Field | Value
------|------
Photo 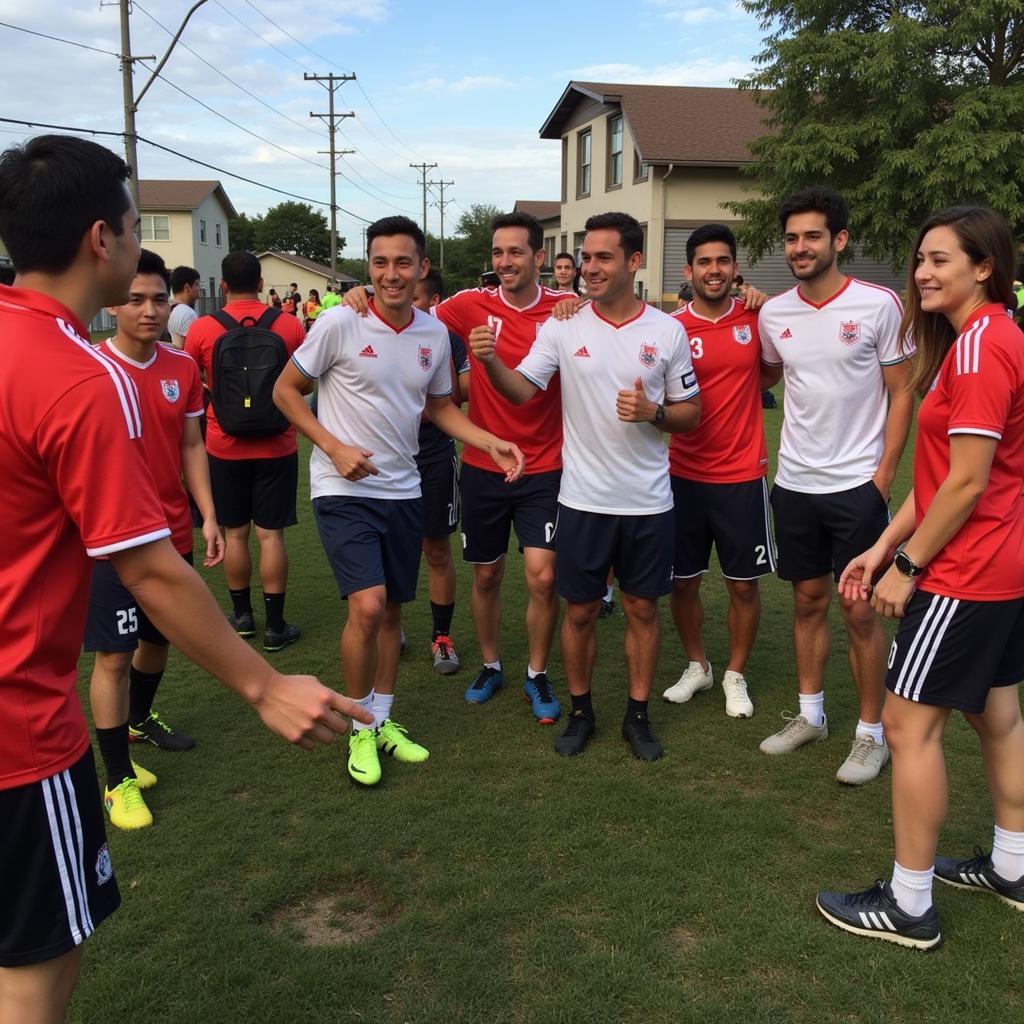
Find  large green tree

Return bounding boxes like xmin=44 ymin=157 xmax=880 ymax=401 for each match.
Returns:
xmin=731 ymin=4 xmax=1024 ymax=268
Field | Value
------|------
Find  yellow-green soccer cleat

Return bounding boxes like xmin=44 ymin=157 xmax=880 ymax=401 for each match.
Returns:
xmin=375 ymin=720 xmax=430 ymax=763
xmin=104 ymin=777 xmax=153 ymax=830
xmin=347 ymin=727 xmax=382 ymax=786
xmin=130 ymin=761 xmax=157 ymax=790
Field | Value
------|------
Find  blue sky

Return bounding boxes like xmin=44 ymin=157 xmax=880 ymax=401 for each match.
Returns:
xmin=0 ymin=0 xmax=767 ymax=254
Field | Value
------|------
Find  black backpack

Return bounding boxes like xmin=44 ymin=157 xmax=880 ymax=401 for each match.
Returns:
xmin=209 ymin=308 xmax=290 ymax=437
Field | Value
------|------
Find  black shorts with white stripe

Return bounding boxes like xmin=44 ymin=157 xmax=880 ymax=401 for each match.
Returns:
xmin=0 ymin=747 xmax=121 ymax=967
xmin=886 ymin=591 xmax=1024 ymax=713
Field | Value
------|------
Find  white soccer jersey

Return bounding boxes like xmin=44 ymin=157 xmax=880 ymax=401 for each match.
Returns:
xmin=759 ymin=277 xmax=908 ymax=492
xmin=293 ymin=302 xmax=452 ymax=500
xmin=517 ymin=303 xmax=698 ymax=515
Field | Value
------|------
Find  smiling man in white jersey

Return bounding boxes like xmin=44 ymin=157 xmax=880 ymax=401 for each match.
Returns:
xmin=758 ymin=186 xmax=915 ymax=784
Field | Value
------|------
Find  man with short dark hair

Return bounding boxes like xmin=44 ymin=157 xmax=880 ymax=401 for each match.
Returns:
xmin=288 ymin=281 xmax=302 ymax=315
xmin=186 ymin=252 xmax=307 ymax=651
xmin=168 ymin=264 xmax=200 ymax=349
xmin=758 ymin=186 xmax=914 ymax=784
xmin=0 ymin=133 xmax=369 ymax=1024
xmin=472 ymin=211 xmax=701 ymax=762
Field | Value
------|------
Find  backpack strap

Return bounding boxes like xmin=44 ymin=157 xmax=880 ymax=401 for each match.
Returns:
xmin=254 ymin=307 xmax=282 ymax=331
xmin=210 ymin=309 xmax=240 ymax=333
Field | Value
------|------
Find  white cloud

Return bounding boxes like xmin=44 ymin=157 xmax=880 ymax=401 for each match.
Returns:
xmin=563 ymin=59 xmax=754 ymax=87
xmin=417 ymin=75 xmax=514 ymax=94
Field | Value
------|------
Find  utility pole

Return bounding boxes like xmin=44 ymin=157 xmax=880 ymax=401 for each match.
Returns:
xmin=428 ymin=179 xmax=454 ymax=269
xmin=117 ymin=0 xmax=210 ymax=213
xmin=306 ymin=72 xmax=355 ymax=283
xmin=410 ymin=162 xmax=437 ymax=235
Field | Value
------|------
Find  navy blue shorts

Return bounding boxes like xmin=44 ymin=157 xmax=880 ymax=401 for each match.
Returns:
xmin=771 ymin=481 xmax=889 ymax=583
xmin=83 ymin=553 xmax=193 ymax=652
xmin=418 ymin=453 xmax=460 ymax=539
xmin=554 ymin=504 xmax=674 ymax=603
xmin=460 ymin=464 xmax=560 ymax=563
xmin=209 ymin=452 xmax=298 ymax=530
xmin=314 ymin=495 xmax=422 ymax=603
xmin=672 ymin=476 xmax=776 ymax=580
xmin=887 ymin=591 xmax=1024 ymax=713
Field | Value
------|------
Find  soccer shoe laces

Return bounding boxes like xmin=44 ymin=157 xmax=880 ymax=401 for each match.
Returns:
xmin=469 ymin=667 xmax=498 ymax=691
xmin=563 ymin=710 xmax=591 ymax=735
xmin=625 ymin=713 xmax=654 ymax=741
xmin=843 ymin=881 xmax=891 ymax=907
xmin=845 ymin=735 xmax=879 ymax=766
xmin=146 ymin=710 xmax=175 ymax=734
xmin=956 ymin=847 xmax=994 ymax=874
xmin=777 ymin=711 xmax=811 ymax=736
xmin=119 ymin=777 xmax=145 ymax=811
xmin=530 ymin=674 xmax=555 ymax=704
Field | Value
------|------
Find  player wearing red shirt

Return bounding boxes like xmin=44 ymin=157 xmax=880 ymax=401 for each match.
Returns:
xmin=821 ymin=207 xmax=1024 ymax=950
xmin=344 ymin=212 xmax=568 ymax=726
xmin=83 ymin=250 xmax=223 ymax=830
xmin=186 ymin=252 xmax=307 ymax=652
xmin=662 ymin=225 xmax=773 ymax=721
xmin=0 ymin=136 xmax=369 ymax=1022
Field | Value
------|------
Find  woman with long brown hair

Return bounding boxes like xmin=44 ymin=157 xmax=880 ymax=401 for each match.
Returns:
xmin=816 ymin=206 xmax=1024 ymax=949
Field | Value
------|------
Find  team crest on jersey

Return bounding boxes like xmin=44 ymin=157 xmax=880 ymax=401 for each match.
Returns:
xmin=839 ymin=321 xmax=861 ymax=346
xmin=160 ymin=379 xmax=180 ymax=402
xmin=417 ymin=346 xmax=433 ymax=371
xmin=638 ymin=342 xmax=658 ymax=368
xmin=96 ymin=843 xmax=113 ymax=885
xmin=732 ymin=324 xmax=752 ymax=345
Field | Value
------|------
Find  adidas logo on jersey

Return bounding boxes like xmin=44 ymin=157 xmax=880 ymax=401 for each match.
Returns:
xmin=779 ymin=328 xmax=793 ymax=339
xmin=574 ymin=346 xmax=591 ymax=358
xmin=359 ymin=345 xmax=378 ymax=358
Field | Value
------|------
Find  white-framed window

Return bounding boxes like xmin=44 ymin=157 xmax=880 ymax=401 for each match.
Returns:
xmin=140 ymin=214 xmax=170 ymax=241
xmin=634 ymin=150 xmax=649 ymax=182
xmin=215 ymin=222 xmax=222 ymax=246
xmin=608 ymin=115 xmax=623 ymax=189
xmin=200 ymin=219 xmax=207 ymax=244
xmin=577 ymin=129 xmax=591 ymax=198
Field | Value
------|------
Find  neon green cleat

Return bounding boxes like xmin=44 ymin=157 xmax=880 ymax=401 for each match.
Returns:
xmin=131 ymin=761 xmax=157 ymax=790
xmin=347 ymin=728 xmax=382 ymax=786
xmin=376 ymin=719 xmax=429 ymax=763
xmin=104 ymin=777 xmax=153 ymax=830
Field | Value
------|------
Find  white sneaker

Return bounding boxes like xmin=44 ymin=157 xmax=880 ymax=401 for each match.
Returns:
xmin=722 ymin=670 xmax=754 ymax=718
xmin=759 ymin=712 xmax=828 ymax=754
xmin=836 ymin=734 xmax=890 ymax=785
xmin=663 ymin=661 xmax=713 ymax=703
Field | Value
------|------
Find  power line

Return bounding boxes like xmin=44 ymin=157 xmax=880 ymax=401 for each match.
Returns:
xmin=0 ymin=20 xmax=120 ymax=57
xmin=213 ymin=0 xmax=308 ymax=71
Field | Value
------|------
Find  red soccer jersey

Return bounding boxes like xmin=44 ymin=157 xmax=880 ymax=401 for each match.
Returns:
xmin=0 ymin=286 xmax=170 ymax=789
xmin=102 ymin=340 xmax=204 ymax=554
xmin=668 ymin=299 xmax=768 ymax=482
xmin=436 ymin=285 xmax=564 ymax=474
xmin=185 ymin=299 xmax=305 ymax=460
xmin=914 ymin=304 xmax=1024 ymax=600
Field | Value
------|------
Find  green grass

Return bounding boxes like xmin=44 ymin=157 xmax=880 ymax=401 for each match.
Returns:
xmin=69 ymin=407 xmax=1023 ymax=1024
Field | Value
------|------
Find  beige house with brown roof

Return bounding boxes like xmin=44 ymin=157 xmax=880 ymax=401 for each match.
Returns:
xmin=255 ymin=250 xmax=359 ymax=306
xmin=139 ymin=180 xmax=236 ymax=302
xmin=537 ymin=82 xmax=902 ymax=308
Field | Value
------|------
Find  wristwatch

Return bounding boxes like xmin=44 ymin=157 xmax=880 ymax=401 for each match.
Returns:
xmin=652 ymin=403 xmax=665 ymax=425
xmin=893 ymin=544 xmax=925 ymax=578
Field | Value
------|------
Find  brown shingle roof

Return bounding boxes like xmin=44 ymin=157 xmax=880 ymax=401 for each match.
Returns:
xmin=540 ymin=82 xmax=769 ymax=166
xmin=138 ymin=180 xmax=237 ymax=217
xmin=255 ymin=250 xmax=358 ymax=283
xmin=513 ymin=200 xmax=561 ymax=223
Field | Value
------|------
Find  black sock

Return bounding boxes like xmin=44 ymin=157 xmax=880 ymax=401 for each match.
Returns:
xmin=229 ymin=587 xmax=253 ymax=618
xmin=570 ymin=691 xmax=594 ymax=719
xmin=431 ymin=601 xmax=455 ymax=640
xmin=128 ymin=667 xmax=163 ymax=726
xmin=625 ymin=697 xmax=649 ymax=720
xmin=264 ymin=592 xmax=286 ymax=633
xmin=96 ymin=723 xmax=135 ymax=789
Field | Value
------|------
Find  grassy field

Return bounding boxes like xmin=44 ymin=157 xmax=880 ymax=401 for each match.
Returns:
xmin=69 ymin=407 xmax=1023 ymax=1024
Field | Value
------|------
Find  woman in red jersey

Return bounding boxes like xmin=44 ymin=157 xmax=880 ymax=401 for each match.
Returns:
xmin=816 ymin=206 xmax=1024 ymax=950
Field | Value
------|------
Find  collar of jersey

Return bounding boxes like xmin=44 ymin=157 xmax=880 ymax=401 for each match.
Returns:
xmin=795 ymin=275 xmax=853 ymax=310
xmin=105 ymin=337 xmax=157 ymax=369
xmin=498 ymin=283 xmax=541 ymax=312
xmin=960 ymin=302 xmax=1008 ymax=334
xmin=682 ymin=297 xmax=739 ymax=325
xmin=368 ymin=296 xmax=414 ymax=334
xmin=0 ymin=284 xmax=87 ymax=337
xmin=592 ymin=301 xmax=647 ymax=330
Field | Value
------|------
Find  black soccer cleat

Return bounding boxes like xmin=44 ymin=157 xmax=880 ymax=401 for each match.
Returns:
xmin=263 ymin=622 xmax=301 ymax=652
xmin=622 ymin=713 xmax=663 ymax=762
xmin=935 ymin=848 xmax=1024 ymax=911
xmin=128 ymin=710 xmax=197 ymax=752
xmin=816 ymin=881 xmax=941 ymax=950
xmin=554 ymin=711 xmax=596 ymax=757
xmin=228 ymin=610 xmax=256 ymax=638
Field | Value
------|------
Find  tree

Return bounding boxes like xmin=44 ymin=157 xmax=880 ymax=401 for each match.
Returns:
xmin=228 ymin=212 xmax=260 ymax=253
xmin=251 ymin=202 xmax=344 ymax=265
xmin=730 ymin=4 xmax=1024 ymax=268
xmin=454 ymin=203 xmax=503 ymax=274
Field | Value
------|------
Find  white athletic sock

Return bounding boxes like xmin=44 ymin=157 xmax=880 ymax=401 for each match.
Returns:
xmin=992 ymin=825 xmax=1024 ymax=880
xmin=351 ymin=692 xmax=375 ymax=732
xmin=485 ymin=660 xmax=502 ymax=672
xmin=527 ymin=665 xmax=546 ymax=679
xmin=890 ymin=861 xmax=934 ymax=916
xmin=604 ymin=585 xmax=614 ymax=602
xmin=798 ymin=691 xmax=825 ymax=729
xmin=371 ymin=691 xmax=394 ymax=729
xmin=856 ymin=720 xmax=885 ymax=746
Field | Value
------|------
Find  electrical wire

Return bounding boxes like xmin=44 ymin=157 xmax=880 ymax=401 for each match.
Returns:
xmin=0 ymin=20 xmax=120 ymax=58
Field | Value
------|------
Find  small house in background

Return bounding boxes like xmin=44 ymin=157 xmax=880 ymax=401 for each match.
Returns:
xmin=255 ymin=251 xmax=359 ymax=305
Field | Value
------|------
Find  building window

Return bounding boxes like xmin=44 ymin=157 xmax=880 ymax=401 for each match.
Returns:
xmin=140 ymin=214 xmax=170 ymax=241
xmin=561 ymin=138 xmax=568 ymax=203
xmin=607 ymin=115 xmax=623 ymax=189
xmin=215 ymin=223 xmax=222 ymax=246
xmin=544 ymin=236 xmax=556 ymax=269
xmin=639 ymin=223 xmax=648 ymax=268
xmin=634 ymin=150 xmax=649 ymax=182
xmin=577 ymin=129 xmax=591 ymax=198
xmin=572 ymin=231 xmax=586 ymax=261
xmin=560 ymin=233 xmax=567 ymax=253
xmin=199 ymin=219 xmax=207 ymax=244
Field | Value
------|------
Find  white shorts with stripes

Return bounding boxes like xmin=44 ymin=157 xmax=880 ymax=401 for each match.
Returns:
xmin=886 ymin=590 xmax=1024 ymax=713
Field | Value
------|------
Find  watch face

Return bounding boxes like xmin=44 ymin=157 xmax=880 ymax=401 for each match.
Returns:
xmin=895 ymin=551 xmax=918 ymax=577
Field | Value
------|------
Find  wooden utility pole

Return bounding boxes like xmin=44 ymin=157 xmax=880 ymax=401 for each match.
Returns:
xmin=428 ymin=179 xmax=454 ymax=269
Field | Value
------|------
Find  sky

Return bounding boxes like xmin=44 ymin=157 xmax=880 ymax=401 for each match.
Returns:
xmin=0 ymin=0 xmax=768 ymax=255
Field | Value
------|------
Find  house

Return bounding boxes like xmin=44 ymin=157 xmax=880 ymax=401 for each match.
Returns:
xmin=139 ymin=180 xmax=236 ymax=304
xmin=255 ymin=251 xmax=359 ymax=306
xmin=537 ymin=82 xmax=903 ymax=309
